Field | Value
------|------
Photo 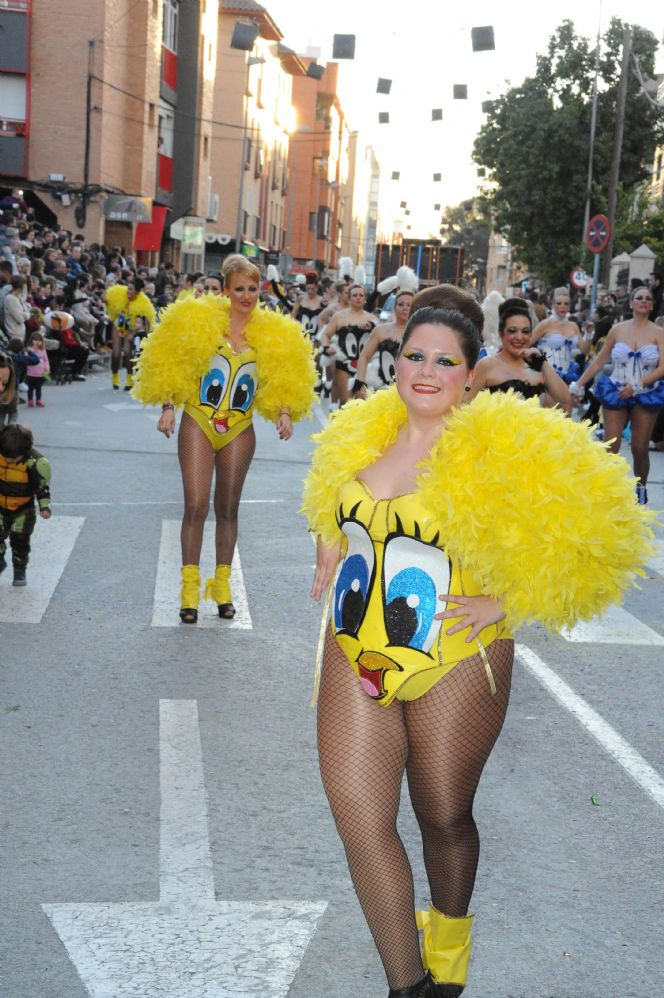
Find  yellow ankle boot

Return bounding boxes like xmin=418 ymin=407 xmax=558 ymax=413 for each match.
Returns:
xmin=179 ymin=564 xmax=201 ymax=623
xmin=112 ymin=372 xmax=120 ymax=390
xmin=417 ymin=905 xmax=474 ymax=993
xmin=124 ymin=373 xmax=134 ymax=391
xmin=205 ymin=564 xmax=235 ymax=619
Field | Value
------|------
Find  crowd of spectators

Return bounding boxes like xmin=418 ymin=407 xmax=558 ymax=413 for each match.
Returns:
xmin=1 ymin=186 xmax=663 ymax=406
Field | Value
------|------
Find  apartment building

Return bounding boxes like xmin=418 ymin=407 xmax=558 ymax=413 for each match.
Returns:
xmin=288 ymin=59 xmax=351 ymax=274
xmin=0 ymin=0 xmax=219 ymax=262
xmin=205 ymin=0 xmax=305 ymax=272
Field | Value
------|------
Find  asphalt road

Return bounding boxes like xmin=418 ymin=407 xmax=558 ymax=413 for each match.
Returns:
xmin=1 ymin=370 xmax=663 ymax=998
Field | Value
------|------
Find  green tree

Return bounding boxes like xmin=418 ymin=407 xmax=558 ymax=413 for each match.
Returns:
xmin=473 ymin=18 xmax=664 ymax=287
xmin=439 ymin=198 xmax=491 ymax=286
xmin=613 ymin=186 xmax=664 ymax=266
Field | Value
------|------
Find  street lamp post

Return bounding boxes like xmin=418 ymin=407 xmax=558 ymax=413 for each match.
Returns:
xmin=235 ymin=55 xmax=264 ymax=254
xmin=230 ymin=21 xmax=263 ymax=255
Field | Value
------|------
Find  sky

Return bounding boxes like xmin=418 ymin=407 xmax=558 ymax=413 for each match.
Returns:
xmin=265 ymin=0 xmax=664 ymax=240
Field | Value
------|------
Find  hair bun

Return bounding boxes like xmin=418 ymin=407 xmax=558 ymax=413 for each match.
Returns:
xmin=499 ymin=297 xmax=530 ymax=317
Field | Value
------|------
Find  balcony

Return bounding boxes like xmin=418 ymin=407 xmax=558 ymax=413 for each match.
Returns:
xmin=0 ymin=116 xmax=26 ymax=135
xmin=0 ymin=1 xmax=29 ymax=71
xmin=157 ymin=153 xmax=173 ymax=193
xmin=162 ymin=45 xmax=177 ymax=91
xmin=0 ymin=118 xmax=27 ymax=176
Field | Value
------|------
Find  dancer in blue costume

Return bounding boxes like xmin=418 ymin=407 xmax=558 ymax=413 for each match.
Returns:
xmin=571 ymin=286 xmax=664 ymax=503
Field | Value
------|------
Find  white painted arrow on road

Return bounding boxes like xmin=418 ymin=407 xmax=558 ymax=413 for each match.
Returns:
xmin=43 ymin=700 xmax=327 ymax=996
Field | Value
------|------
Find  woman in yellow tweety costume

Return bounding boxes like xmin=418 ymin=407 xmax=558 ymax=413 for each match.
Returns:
xmin=105 ymin=277 xmax=156 ymax=391
xmin=302 ymin=286 xmax=654 ymax=998
xmin=133 ymin=254 xmax=316 ymax=624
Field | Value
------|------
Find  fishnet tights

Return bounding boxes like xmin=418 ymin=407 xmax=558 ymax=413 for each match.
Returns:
xmin=317 ymin=627 xmax=513 ymax=990
xmin=177 ymin=412 xmax=256 ymax=565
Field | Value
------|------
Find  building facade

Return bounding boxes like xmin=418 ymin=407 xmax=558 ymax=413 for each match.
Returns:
xmin=288 ymin=60 xmax=350 ymax=274
xmin=206 ymin=0 xmax=304 ymax=272
xmin=0 ymin=0 xmax=219 ymax=263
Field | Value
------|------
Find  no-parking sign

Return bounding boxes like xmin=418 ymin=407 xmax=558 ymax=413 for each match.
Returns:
xmin=585 ymin=214 xmax=611 ymax=254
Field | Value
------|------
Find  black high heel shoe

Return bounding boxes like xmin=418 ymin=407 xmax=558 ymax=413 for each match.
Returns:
xmin=205 ymin=565 xmax=235 ymax=620
xmin=388 ymin=972 xmax=438 ymax=997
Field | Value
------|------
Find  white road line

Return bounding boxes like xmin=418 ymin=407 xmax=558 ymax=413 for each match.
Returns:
xmin=563 ymin=604 xmax=664 ymax=645
xmin=42 ymin=700 xmax=327 ymax=995
xmin=0 ymin=516 xmax=84 ymax=624
xmin=313 ymin=403 xmax=328 ymax=429
xmin=159 ymin=700 xmax=215 ymax=902
xmin=516 ymin=644 xmax=664 ymax=810
xmin=151 ymin=520 xmax=252 ymax=629
xmin=102 ymin=402 xmax=144 ymax=412
xmin=648 ymin=538 xmax=664 ymax=577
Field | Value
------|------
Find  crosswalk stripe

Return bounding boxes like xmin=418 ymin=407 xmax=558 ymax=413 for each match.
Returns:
xmin=563 ymin=604 xmax=664 ymax=646
xmin=313 ymin=403 xmax=328 ymax=429
xmin=151 ymin=520 xmax=252 ymax=629
xmin=647 ymin=539 xmax=664 ymax=577
xmin=0 ymin=516 xmax=85 ymax=624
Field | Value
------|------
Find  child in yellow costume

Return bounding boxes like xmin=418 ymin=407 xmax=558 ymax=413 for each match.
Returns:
xmin=106 ymin=278 xmax=156 ymax=391
xmin=302 ymin=289 xmax=654 ymax=998
xmin=133 ymin=254 xmax=317 ymax=624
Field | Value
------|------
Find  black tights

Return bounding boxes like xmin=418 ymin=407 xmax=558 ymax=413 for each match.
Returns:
xmin=177 ymin=413 xmax=256 ymax=566
xmin=318 ymin=628 xmax=514 ymax=990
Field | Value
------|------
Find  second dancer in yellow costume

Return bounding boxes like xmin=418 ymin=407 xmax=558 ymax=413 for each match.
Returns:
xmin=134 ymin=254 xmax=317 ymax=623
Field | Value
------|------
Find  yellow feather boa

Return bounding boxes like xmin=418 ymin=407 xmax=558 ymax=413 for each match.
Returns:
xmin=131 ymin=295 xmax=317 ymax=423
xmin=301 ymin=386 xmax=656 ymax=632
xmin=105 ymin=285 xmax=156 ymax=329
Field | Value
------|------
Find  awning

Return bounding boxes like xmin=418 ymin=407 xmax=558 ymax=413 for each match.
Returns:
xmin=134 ymin=205 xmax=169 ymax=251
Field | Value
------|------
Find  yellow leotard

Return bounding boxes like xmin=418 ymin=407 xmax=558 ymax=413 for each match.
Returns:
xmin=331 ymin=478 xmax=508 ymax=705
xmin=183 ymin=338 xmax=258 ymax=451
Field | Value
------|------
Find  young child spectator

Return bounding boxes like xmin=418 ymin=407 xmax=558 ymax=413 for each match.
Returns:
xmin=25 ymin=331 xmax=50 ymax=407
xmin=6 ymin=337 xmax=40 ymax=401
xmin=0 ymin=422 xmax=51 ymax=586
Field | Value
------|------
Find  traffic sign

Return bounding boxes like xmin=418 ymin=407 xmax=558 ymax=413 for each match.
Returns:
xmin=570 ymin=267 xmax=588 ymax=289
xmin=585 ymin=214 xmax=611 ymax=254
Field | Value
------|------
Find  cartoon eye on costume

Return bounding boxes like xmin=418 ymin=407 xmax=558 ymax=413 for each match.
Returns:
xmin=334 ymin=520 xmax=375 ymax=635
xmin=200 ymin=355 xmax=231 ymax=408
xmin=358 ymin=330 xmax=371 ymax=356
xmin=229 ymin=361 xmax=257 ymax=412
xmin=380 ymin=349 xmax=396 ymax=384
xmin=383 ymin=535 xmax=450 ymax=652
xmin=343 ymin=330 xmax=359 ymax=359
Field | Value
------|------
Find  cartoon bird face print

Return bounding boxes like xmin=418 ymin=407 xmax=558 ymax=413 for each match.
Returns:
xmin=198 ymin=349 xmax=257 ymax=437
xmin=332 ymin=486 xmax=451 ymax=705
xmin=337 ymin=324 xmax=373 ymax=370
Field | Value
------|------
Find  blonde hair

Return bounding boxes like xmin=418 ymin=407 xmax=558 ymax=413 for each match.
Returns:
xmin=222 ymin=254 xmax=260 ymax=287
xmin=553 ymin=287 xmax=570 ymax=303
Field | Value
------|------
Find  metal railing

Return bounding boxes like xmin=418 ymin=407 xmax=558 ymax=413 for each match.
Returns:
xmin=0 ymin=1 xmax=31 ymax=12
xmin=0 ymin=118 xmax=27 ymax=136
